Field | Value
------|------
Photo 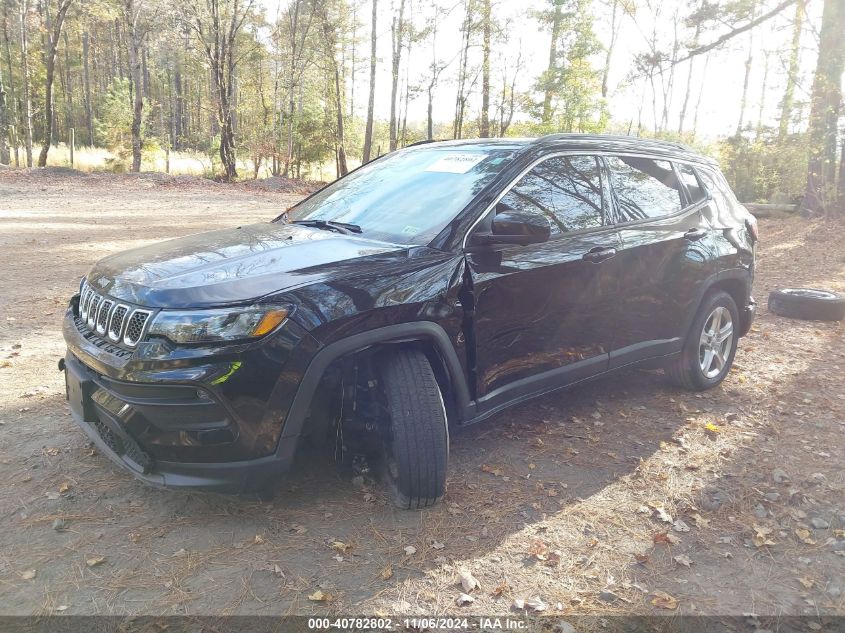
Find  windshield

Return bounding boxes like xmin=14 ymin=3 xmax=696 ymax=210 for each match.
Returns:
xmin=287 ymin=146 xmax=515 ymax=245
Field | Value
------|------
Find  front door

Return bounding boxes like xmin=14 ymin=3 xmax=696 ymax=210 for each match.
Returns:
xmin=465 ymin=154 xmax=621 ymax=414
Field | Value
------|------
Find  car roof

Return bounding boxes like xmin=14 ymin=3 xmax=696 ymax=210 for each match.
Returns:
xmin=408 ymin=134 xmax=717 ymax=166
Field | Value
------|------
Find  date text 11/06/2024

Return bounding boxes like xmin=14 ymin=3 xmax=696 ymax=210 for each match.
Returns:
xmin=307 ymin=617 xmax=528 ymax=630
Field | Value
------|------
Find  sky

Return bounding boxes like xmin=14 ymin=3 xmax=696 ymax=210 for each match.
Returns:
xmin=259 ymin=0 xmax=822 ymax=141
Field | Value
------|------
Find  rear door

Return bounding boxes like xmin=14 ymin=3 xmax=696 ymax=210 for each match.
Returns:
xmin=466 ymin=154 xmax=621 ymax=413
xmin=603 ymin=155 xmax=715 ymax=368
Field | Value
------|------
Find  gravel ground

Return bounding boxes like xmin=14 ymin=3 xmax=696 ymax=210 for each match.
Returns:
xmin=0 ymin=169 xmax=843 ymax=618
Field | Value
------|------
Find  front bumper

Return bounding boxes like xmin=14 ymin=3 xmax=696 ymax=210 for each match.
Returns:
xmin=64 ymin=352 xmax=298 ymax=492
xmin=61 ymin=295 xmax=323 ymax=493
xmin=739 ymin=297 xmax=757 ymax=337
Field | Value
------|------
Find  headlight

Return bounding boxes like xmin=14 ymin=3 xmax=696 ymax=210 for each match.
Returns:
xmin=148 ymin=305 xmax=292 ymax=344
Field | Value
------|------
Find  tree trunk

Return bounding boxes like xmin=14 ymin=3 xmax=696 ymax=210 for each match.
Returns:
xmin=755 ymin=51 xmax=770 ymax=139
xmin=799 ymin=0 xmax=845 ymax=217
xmin=735 ymin=4 xmax=756 ymax=137
xmin=362 ymin=0 xmax=377 ymax=163
xmin=601 ymin=0 xmax=620 ymax=99
xmin=174 ymin=65 xmax=184 ymax=148
xmin=0 ymin=64 xmax=9 ymax=165
xmin=838 ymin=129 xmax=845 ymax=210
xmin=453 ymin=0 xmax=472 ymax=139
xmin=62 ymin=30 xmax=72 ymax=141
xmin=542 ymin=0 xmax=562 ymax=125
xmin=678 ymin=18 xmax=701 ymax=134
xmin=691 ymin=53 xmax=710 ymax=136
xmin=19 ymin=0 xmax=33 ymax=167
xmin=839 ymin=130 xmax=845 ymax=209
xmin=324 ymin=15 xmax=347 ymax=176
xmin=2 ymin=1 xmax=17 ymax=165
xmin=125 ymin=0 xmax=143 ymax=172
xmin=388 ymin=0 xmax=405 ymax=152
xmin=778 ymin=0 xmax=804 ymax=140
xmin=38 ymin=0 xmax=73 ymax=168
xmin=82 ymin=31 xmax=94 ymax=145
xmin=427 ymin=83 xmax=434 ymax=140
xmin=479 ymin=0 xmax=491 ymax=137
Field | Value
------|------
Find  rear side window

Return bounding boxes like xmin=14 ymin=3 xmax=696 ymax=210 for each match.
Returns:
xmin=606 ymin=156 xmax=683 ymax=221
xmin=677 ymin=163 xmax=705 ymax=203
xmin=499 ymin=155 xmax=604 ymax=235
xmin=698 ymin=168 xmax=736 ymax=215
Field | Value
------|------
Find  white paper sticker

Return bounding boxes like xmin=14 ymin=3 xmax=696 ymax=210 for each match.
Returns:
xmin=424 ymin=153 xmax=487 ymax=174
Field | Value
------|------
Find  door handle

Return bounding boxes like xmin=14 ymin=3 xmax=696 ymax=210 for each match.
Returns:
xmin=684 ymin=228 xmax=707 ymax=241
xmin=582 ymin=246 xmax=617 ymax=263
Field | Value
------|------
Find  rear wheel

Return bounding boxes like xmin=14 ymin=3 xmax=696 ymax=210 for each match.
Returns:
xmin=666 ymin=290 xmax=739 ymax=391
xmin=378 ymin=348 xmax=448 ymax=509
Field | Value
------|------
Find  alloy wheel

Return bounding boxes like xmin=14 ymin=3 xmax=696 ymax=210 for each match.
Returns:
xmin=698 ymin=306 xmax=733 ymax=379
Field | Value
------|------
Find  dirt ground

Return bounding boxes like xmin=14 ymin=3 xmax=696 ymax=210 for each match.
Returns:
xmin=0 ymin=169 xmax=843 ymax=618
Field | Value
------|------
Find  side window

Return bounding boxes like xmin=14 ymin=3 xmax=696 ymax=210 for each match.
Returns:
xmin=499 ymin=155 xmax=604 ymax=236
xmin=698 ymin=168 xmax=734 ymax=215
xmin=606 ymin=155 xmax=683 ymax=221
xmin=677 ymin=163 xmax=705 ymax=203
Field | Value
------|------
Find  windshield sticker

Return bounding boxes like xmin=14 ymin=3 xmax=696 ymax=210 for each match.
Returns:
xmin=424 ymin=153 xmax=487 ymax=174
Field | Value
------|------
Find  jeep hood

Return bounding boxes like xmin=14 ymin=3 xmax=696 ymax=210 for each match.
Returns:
xmin=86 ymin=222 xmax=407 ymax=308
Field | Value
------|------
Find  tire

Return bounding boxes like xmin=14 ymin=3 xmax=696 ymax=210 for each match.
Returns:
xmin=378 ymin=348 xmax=448 ymax=509
xmin=768 ymin=288 xmax=845 ymax=322
xmin=665 ymin=290 xmax=740 ymax=391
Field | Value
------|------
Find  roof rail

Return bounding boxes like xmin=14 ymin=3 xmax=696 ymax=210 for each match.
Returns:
xmin=405 ymin=139 xmax=440 ymax=148
xmin=535 ymin=133 xmax=692 ymax=152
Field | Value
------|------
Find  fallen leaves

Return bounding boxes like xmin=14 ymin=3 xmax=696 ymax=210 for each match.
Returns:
xmin=704 ymin=422 xmax=722 ymax=434
xmin=512 ymin=596 xmax=547 ymax=612
xmin=459 ymin=569 xmax=480 ymax=592
xmin=86 ymin=556 xmax=105 ymax=568
xmin=379 ymin=565 xmax=393 ymax=581
xmin=650 ymin=590 xmax=679 ymax=610
xmin=307 ymin=590 xmax=333 ymax=602
xmin=673 ymin=554 xmax=692 ymax=568
xmin=795 ymin=528 xmax=817 ymax=545
xmin=752 ymin=524 xmax=777 ymax=548
xmin=20 ymin=569 xmax=37 ymax=580
xmin=797 ymin=576 xmax=814 ymax=589
xmin=654 ymin=532 xmax=681 ymax=545
xmin=403 ymin=545 xmax=417 ymax=556
xmin=652 ymin=506 xmax=673 ymax=523
xmin=481 ymin=464 xmax=504 ymax=476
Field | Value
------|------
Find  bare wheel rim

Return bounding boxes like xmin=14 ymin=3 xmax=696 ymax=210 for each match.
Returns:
xmin=698 ymin=306 xmax=733 ymax=379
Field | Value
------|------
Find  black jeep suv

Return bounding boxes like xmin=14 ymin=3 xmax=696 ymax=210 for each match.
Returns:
xmin=62 ymin=134 xmax=757 ymax=508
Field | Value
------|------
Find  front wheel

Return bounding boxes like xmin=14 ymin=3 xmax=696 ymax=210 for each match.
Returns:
xmin=378 ymin=348 xmax=449 ymax=509
xmin=666 ymin=290 xmax=739 ymax=391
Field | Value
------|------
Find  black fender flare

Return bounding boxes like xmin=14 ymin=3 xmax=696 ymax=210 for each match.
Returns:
xmin=278 ymin=322 xmax=472 ymax=443
xmin=680 ymin=269 xmax=752 ymax=341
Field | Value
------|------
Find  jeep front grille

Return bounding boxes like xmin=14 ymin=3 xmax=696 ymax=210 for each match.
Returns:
xmin=78 ymin=282 xmax=152 ymax=348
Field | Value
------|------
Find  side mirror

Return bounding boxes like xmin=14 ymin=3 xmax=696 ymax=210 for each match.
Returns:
xmin=470 ymin=204 xmax=552 ymax=246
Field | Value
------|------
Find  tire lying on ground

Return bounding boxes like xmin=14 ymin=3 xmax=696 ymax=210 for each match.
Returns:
xmin=768 ymin=288 xmax=845 ymax=322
